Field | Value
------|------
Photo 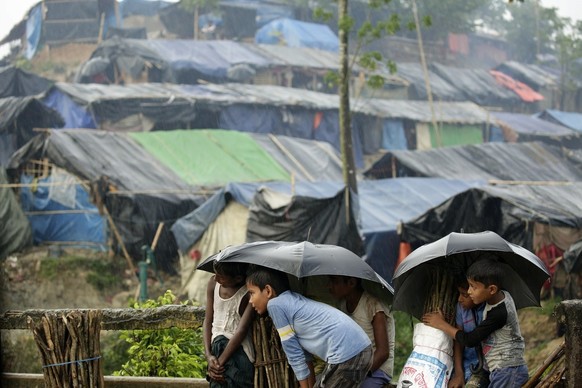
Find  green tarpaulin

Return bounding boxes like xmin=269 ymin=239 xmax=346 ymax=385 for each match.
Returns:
xmin=430 ymin=124 xmax=483 ymax=148
xmin=130 ymin=130 xmax=290 ymax=186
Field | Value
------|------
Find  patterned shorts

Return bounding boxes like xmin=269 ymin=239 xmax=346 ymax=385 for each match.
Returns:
xmin=315 ymin=345 xmax=373 ymax=388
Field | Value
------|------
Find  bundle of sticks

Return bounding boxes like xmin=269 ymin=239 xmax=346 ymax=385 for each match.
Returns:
xmin=423 ymin=266 xmax=458 ymax=325
xmin=252 ymin=315 xmax=297 ymax=388
xmin=28 ymin=310 xmax=104 ymax=388
xmin=524 ymin=341 xmax=566 ymax=388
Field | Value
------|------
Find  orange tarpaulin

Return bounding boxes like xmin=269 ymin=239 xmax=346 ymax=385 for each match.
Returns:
xmin=490 ymin=70 xmax=544 ymax=102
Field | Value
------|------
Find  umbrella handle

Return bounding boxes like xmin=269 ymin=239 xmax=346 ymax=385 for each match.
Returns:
xmin=470 ymin=344 xmax=484 ymax=374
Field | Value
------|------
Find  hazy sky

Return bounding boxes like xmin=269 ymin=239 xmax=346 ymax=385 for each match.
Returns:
xmin=0 ymin=0 xmax=581 ymax=58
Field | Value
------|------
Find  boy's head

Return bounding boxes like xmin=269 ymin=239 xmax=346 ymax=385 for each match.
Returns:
xmin=328 ymin=275 xmax=362 ymax=300
xmin=466 ymin=257 xmax=504 ymax=305
xmin=246 ymin=267 xmax=290 ymax=314
xmin=213 ymin=261 xmax=248 ymax=287
xmin=455 ymin=275 xmax=476 ymax=310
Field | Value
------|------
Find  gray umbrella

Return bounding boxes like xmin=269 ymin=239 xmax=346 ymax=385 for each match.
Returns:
xmin=393 ymin=231 xmax=549 ymax=319
xmin=197 ymin=240 xmax=393 ymax=304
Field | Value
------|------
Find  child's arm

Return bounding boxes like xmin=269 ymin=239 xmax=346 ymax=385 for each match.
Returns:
xmin=424 ymin=305 xmax=507 ymax=348
xmin=370 ymin=311 xmax=389 ymax=372
xmin=216 ymin=293 xmax=255 ymax=367
xmin=422 ymin=311 xmax=460 ymax=338
xmin=449 ymin=337 xmax=465 ymax=388
xmin=203 ymin=276 xmax=225 ymax=381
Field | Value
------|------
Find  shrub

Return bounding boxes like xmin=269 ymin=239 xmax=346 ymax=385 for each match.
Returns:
xmin=114 ymin=290 xmax=207 ymax=378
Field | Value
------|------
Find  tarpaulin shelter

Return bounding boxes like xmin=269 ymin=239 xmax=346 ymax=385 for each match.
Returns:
xmin=0 ymin=168 xmax=32 ymax=260
xmin=128 ymin=129 xmax=344 ymax=185
xmin=0 ymin=66 xmax=54 ymax=98
xmin=83 ymin=37 xmax=273 ymax=84
xmin=365 ymin=142 xmax=582 ymax=182
xmin=431 ymin=63 xmax=521 ymax=108
xmin=535 ymin=109 xmax=582 ymax=133
xmin=19 ymin=168 xmax=108 ymax=250
xmin=8 ymin=129 xmax=204 ymax=270
xmin=7 ymin=128 xmax=344 ymax=267
xmin=0 ymin=96 xmax=64 ymax=166
xmin=400 ymin=183 xmax=582 ymax=256
xmin=394 ymin=62 xmax=466 ymax=101
xmin=255 ymin=18 xmax=339 ymax=52
xmin=491 ymin=111 xmax=581 ymax=148
xmin=172 ymin=178 xmax=483 ymax=301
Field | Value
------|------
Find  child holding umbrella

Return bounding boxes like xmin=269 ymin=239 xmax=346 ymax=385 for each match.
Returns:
xmin=423 ymin=258 xmax=528 ymax=388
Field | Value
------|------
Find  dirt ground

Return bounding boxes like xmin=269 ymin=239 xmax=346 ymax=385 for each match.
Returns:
xmin=1 ymin=247 xmax=565 ymax=377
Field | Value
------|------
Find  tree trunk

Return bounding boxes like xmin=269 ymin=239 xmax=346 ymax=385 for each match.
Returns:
xmin=338 ymin=0 xmax=358 ymax=196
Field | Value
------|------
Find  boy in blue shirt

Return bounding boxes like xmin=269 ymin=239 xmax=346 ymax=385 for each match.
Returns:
xmin=451 ymin=277 xmax=488 ymax=388
xmin=246 ymin=267 xmax=373 ymax=388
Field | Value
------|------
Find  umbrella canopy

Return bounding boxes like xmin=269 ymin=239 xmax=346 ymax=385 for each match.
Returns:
xmin=393 ymin=231 xmax=549 ymax=319
xmin=197 ymin=240 xmax=393 ymax=304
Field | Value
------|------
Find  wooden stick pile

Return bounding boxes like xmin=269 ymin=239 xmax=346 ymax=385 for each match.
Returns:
xmin=28 ymin=310 xmax=104 ymax=388
xmin=524 ymin=341 xmax=566 ymax=388
xmin=252 ymin=315 xmax=297 ymax=388
xmin=423 ymin=267 xmax=458 ymax=325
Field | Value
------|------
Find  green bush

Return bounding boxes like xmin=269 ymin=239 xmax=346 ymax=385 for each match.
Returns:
xmin=114 ymin=290 xmax=207 ymax=378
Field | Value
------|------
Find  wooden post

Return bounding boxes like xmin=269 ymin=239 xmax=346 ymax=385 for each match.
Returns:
xmin=556 ymin=300 xmax=582 ymax=387
xmin=102 ymin=206 xmax=137 ymax=274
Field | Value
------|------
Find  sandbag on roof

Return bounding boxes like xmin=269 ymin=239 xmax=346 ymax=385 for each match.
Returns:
xmin=365 ymin=142 xmax=582 ymax=182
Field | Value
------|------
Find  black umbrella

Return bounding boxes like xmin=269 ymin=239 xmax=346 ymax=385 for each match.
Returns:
xmin=393 ymin=231 xmax=549 ymax=320
xmin=197 ymin=240 xmax=393 ymax=304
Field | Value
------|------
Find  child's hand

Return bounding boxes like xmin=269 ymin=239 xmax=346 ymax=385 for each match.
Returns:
xmin=448 ymin=372 xmax=464 ymax=388
xmin=207 ymin=355 xmax=225 ymax=382
xmin=422 ymin=310 xmax=446 ymax=329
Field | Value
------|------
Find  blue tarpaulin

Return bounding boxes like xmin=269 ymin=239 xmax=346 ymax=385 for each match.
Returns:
xmin=255 ymin=18 xmax=339 ymax=52
xmin=20 ymin=172 xmax=107 ymax=250
xmin=381 ymin=119 xmax=408 ymax=150
xmin=43 ymin=89 xmax=97 ymax=129
xmin=25 ymin=4 xmax=43 ymax=60
xmin=535 ymin=109 xmax=582 ymax=132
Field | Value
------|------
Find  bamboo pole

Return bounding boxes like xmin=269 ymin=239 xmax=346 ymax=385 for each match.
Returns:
xmin=102 ymin=206 xmax=136 ymax=274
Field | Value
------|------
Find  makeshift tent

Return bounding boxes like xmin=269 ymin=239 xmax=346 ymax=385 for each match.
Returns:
xmin=0 ymin=168 xmax=32 ymax=259
xmin=394 ymin=62 xmax=466 ymax=101
xmin=491 ymin=111 xmax=581 ymax=148
xmin=255 ymin=18 xmax=339 ymax=52
xmin=431 ymin=63 xmax=521 ymax=108
xmin=84 ymin=37 xmax=273 ymax=84
xmin=400 ymin=183 xmax=582 ymax=255
xmin=535 ymin=110 xmax=582 ymax=133
xmin=172 ymin=178 xmax=483 ymax=301
xmin=8 ymin=130 xmax=204 ymax=269
xmin=0 ymin=96 xmax=64 ymax=166
xmin=365 ymin=142 xmax=582 ymax=182
xmin=19 ymin=168 xmax=108 ymax=250
xmin=0 ymin=66 xmax=54 ymax=98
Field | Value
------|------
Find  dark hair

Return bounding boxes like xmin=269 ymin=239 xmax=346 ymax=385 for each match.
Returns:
xmin=246 ymin=267 xmax=290 ymax=295
xmin=466 ymin=257 xmax=503 ymax=288
xmin=455 ymin=275 xmax=469 ymax=290
xmin=213 ymin=261 xmax=248 ymax=279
